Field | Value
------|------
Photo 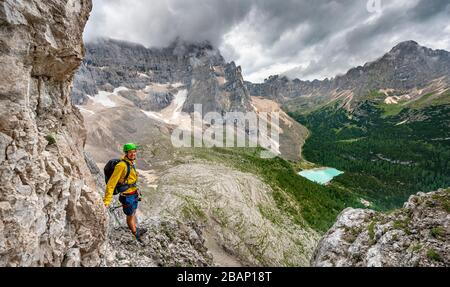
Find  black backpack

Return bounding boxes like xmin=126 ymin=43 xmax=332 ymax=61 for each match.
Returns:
xmin=104 ymin=159 xmax=136 ymax=195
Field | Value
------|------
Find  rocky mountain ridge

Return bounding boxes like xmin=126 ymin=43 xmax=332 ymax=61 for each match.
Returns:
xmin=72 ymin=38 xmax=308 ymax=162
xmin=74 ymin=39 xmax=450 ymax=116
xmin=246 ymin=40 xmax=450 ymax=112
xmin=72 ymin=38 xmax=252 ymax=114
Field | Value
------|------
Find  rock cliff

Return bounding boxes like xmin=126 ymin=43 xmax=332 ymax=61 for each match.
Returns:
xmin=0 ymin=0 xmax=108 ymax=266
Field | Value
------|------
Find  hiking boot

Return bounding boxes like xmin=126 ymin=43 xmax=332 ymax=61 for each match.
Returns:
xmin=135 ymin=227 xmax=148 ymax=242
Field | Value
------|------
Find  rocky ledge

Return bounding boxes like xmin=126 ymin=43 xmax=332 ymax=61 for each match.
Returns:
xmin=312 ymin=188 xmax=449 ymax=267
xmin=100 ymin=217 xmax=213 ymax=267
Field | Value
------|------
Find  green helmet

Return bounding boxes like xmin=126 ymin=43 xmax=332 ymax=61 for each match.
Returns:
xmin=123 ymin=143 xmax=137 ymax=153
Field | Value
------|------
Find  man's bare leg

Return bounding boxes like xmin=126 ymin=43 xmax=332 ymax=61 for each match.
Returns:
xmin=126 ymin=214 xmax=137 ymax=235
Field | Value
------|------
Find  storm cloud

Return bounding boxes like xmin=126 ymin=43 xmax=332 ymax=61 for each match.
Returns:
xmin=84 ymin=0 xmax=450 ymax=82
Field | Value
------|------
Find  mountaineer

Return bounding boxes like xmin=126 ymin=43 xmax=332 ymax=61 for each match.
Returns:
xmin=103 ymin=143 xmax=147 ymax=242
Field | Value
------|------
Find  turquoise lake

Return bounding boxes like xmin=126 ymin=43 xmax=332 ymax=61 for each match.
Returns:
xmin=298 ymin=168 xmax=344 ymax=185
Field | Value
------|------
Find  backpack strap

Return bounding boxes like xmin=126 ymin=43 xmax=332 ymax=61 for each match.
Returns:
xmin=114 ymin=160 xmax=137 ymax=195
xmin=121 ymin=160 xmax=136 ymax=184
xmin=122 ymin=160 xmax=131 ymax=184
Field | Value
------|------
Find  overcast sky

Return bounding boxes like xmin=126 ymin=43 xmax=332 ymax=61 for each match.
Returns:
xmin=84 ymin=0 xmax=450 ymax=83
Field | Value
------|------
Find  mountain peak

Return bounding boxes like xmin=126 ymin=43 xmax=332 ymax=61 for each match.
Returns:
xmin=386 ymin=40 xmax=422 ymax=57
xmin=391 ymin=40 xmax=419 ymax=50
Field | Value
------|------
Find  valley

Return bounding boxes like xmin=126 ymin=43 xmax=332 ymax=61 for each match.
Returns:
xmin=290 ymin=100 xmax=450 ymax=210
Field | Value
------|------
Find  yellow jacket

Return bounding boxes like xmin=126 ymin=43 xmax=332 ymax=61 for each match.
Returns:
xmin=103 ymin=156 xmax=138 ymax=206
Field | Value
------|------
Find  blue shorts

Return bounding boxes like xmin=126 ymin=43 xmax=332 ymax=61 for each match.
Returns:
xmin=119 ymin=194 xmax=139 ymax=216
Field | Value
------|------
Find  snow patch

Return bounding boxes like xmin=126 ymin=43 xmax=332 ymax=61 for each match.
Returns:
xmin=138 ymin=73 xmax=150 ymax=79
xmin=113 ymin=86 xmax=129 ymax=93
xmin=90 ymin=87 xmax=129 ymax=108
xmin=141 ymin=110 xmax=169 ymax=124
xmin=141 ymin=89 xmax=189 ymax=127
xmin=171 ymin=89 xmax=188 ymax=117
xmin=171 ymin=82 xmax=184 ymax=88
xmin=89 ymin=92 xmax=116 ymax=108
